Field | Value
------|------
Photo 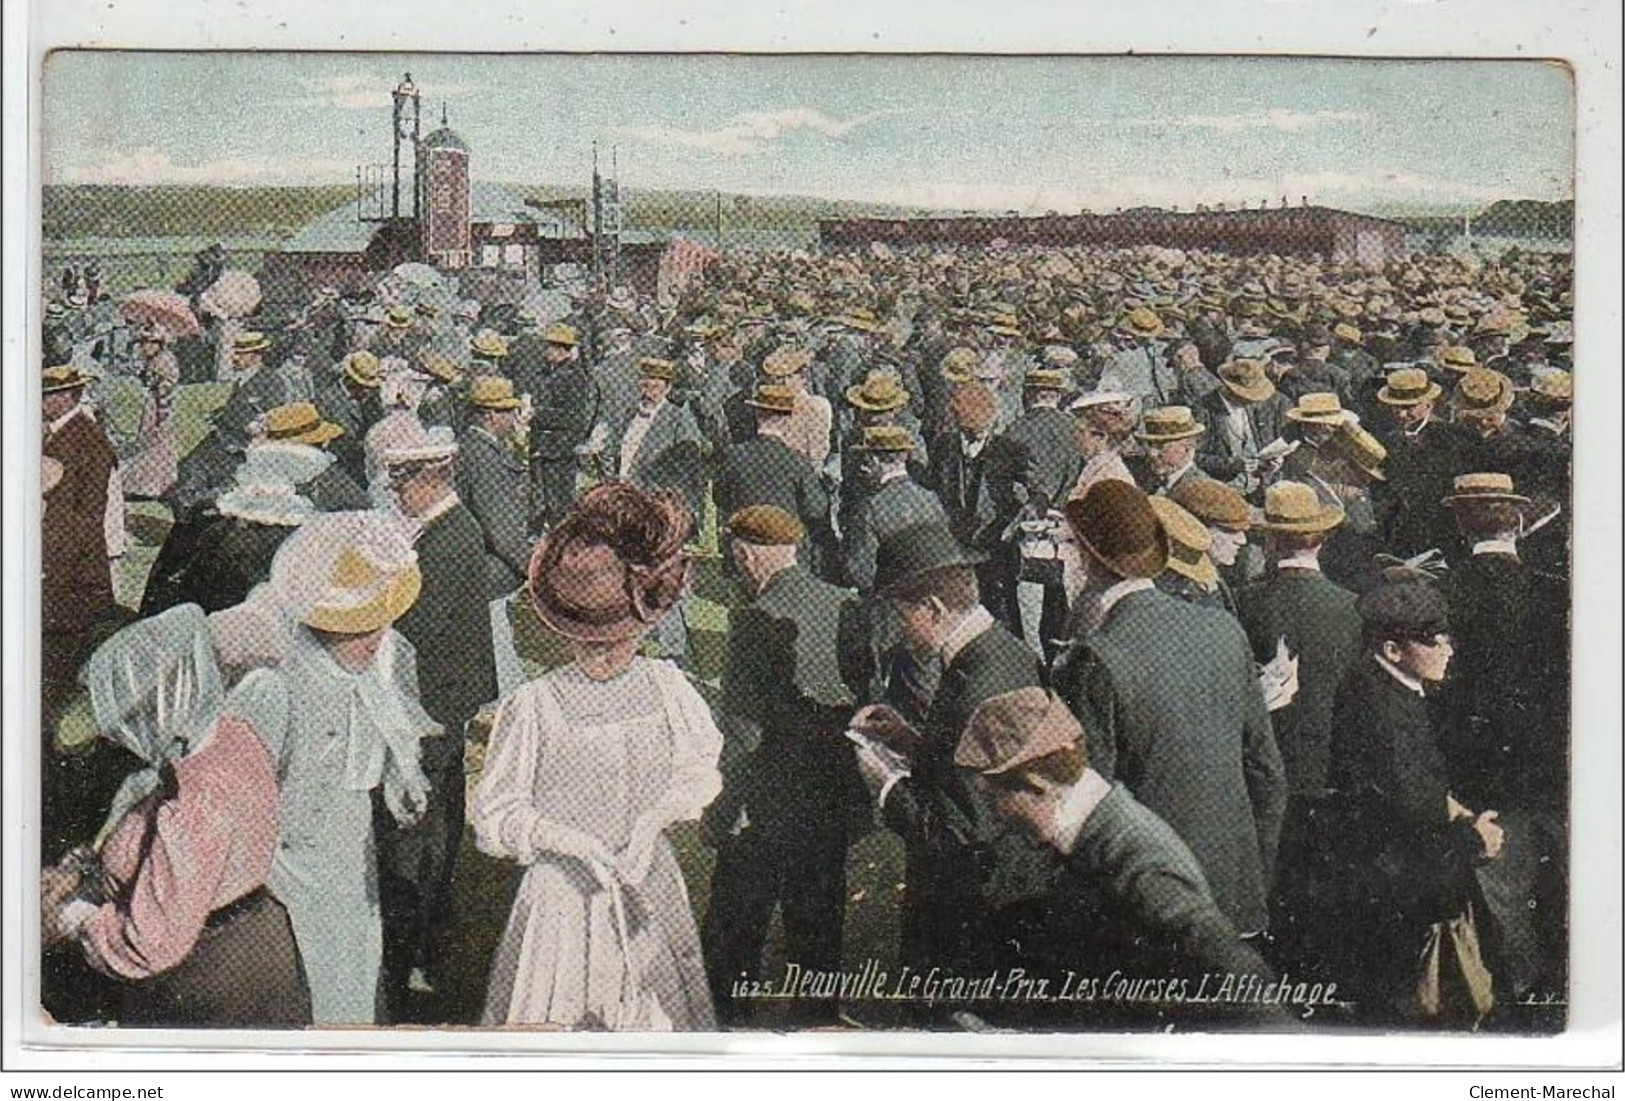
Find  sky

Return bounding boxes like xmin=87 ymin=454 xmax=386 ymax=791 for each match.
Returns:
xmin=41 ymin=52 xmax=1574 ymax=215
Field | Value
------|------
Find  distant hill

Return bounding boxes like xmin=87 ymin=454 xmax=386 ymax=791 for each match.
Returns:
xmin=1394 ymin=198 xmax=1573 ymax=239
xmin=43 ymin=182 xmax=936 ymax=243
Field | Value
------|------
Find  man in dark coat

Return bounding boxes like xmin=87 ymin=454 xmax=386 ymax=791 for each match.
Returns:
xmin=456 ymin=376 xmax=533 ymax=599
xmin=847 ymin=523 xmax=1047 ymax=983
xmin=840 ymin=425 xmax=950 ymax=594
xmin=700 ymin=507 xmax=872 ymax=1026
xmin=954 ymin=688 xmax=1292 ymax=1030
xmin=995 ymin=370 xmax=1082 ymax=516
xmin=508 ymin=322 xmax=599 ymax=533
xmin=319 ymin=350 xmax=387 ymax=487
xmin=1194 ymin=359 xmax=1290 ymax=492
xmin=712 ymin=385 xmax=830 ymax=549
xmin=1235 ymin=481 xmax=1362 ymax=970
xmin=1132 ymin=406 xmax=1217 ymax=498
xmin=377 ymin=429 xmax=498 ymax=1012
xmin=924 ymin=382 xmax=1019 ymax=625
xmin=1052 ymin=480 xmax=1287 ymax=938
xmin=613 ymin=357 xmax=706 ymax=525
xmin=1373 ymin=367 xmax=1470 ymax=560
xmin=1435 ymin=474 xmax=1569 ymax=1002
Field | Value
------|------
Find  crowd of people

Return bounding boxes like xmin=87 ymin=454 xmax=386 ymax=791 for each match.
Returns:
xmin=39 ymin=237 xmax=1573 ymax=1033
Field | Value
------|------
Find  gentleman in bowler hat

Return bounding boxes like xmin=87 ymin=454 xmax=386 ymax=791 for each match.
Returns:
xmin=700 ymin=506 xmax=873 ymax=1026
xmin=1051 ymin=480 xmax=1287 ymax=938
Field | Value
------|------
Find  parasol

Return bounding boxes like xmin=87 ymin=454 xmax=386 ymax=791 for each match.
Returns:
xmin=198 ymin=270 xmax=262 ymax=320
xmin=116 ymin=289 xmax=201 ymax=338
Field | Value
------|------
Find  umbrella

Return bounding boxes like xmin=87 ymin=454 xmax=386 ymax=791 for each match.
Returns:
xmin=392 ymin=262 xmax=444 ymax=289
xmin=115 ymin=289 xmax=201 ymax=338
xmin=198 ymin=270 xmax=261 ymax=320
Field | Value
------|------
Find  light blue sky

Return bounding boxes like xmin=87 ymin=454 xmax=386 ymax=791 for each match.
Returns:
xmin=42 ymin=52 xmax=1573 ymax=214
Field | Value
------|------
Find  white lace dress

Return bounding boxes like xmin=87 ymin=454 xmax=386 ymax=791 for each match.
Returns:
xmin=472 ymin=657 xmax=722 ymax=1029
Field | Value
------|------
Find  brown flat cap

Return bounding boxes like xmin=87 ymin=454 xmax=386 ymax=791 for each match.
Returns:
xmin=727 ymin=504 xmax=806 ymax=546
xmin=955 ymin=688 xmax=1083 ymax=776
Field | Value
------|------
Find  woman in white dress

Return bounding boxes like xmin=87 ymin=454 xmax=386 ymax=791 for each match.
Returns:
xmin=473 ymin=483 xmax=722 ymax=1030
xmin=225 ymin=510 xmax=435 ymax=1025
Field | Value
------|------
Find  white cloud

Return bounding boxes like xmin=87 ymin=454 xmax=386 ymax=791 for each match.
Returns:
xmin=1139 ymin=109 xmax=1372 ymax=133
xmin=298 ymin=74 xmax=470 ymax=112
xmin=53 ymin=147 xmax=357 ymax=187
xmin=612 ymin=107 xmax=906 ymax=156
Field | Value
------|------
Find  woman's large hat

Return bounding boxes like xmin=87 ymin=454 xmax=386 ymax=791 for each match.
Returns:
xmin=845 ymin=370 xmax=910 ymax=412
xmin=1062 ymin=480 xmax=1170 ymax=581
xmin=873 ymin=521 xmax=986 ymax=597
xmin=1441 ymin=472 xmax=1531 ymax=508
xmin=526 ymin=483 xmax=693 ymax=643
xmin=1134 ymin=405 xmax=1206 ymax=443
xmin=1148 ymin=495 xmax=1217 ymax=588
xmin=1255 ymin=481 xmax=1345 ymax=534
xmin=271 ymin=512 xmax=424 ymax=636
xmin=306 ymin=545 xmax=422 ymax=634
xmin=216 ymin=446 xmax=317 ymax=527
xmin=1217 ymin=359 xmax=1275 ymax=403
xmin=1376 ymin=367 xmax=1441 ymax=407
xmin=262 ymin=402 xmax=345 ymax=446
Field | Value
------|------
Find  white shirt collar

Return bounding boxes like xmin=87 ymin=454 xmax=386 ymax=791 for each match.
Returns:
xmin=878 ymin=467 xmax=910 ymax=487
xmin=1162 ymin=460 xmax=1195 ymax=490
xmin=46 ymin=403 xmax=85 ymax=436
xmin=1373 ymin=652 xmax=1426 ymax=697
xmin=1472 ymin=538 xmax=1520 ymax=559
xmin=961 ymin=433 xmax=988 ymax=459
xmin=1098 ymin=576 xmax=1154 ymax=620
xmin=939 ymin=605 xmax=995 ymax=668
xmin=1050 ymin=768 xmax=1114 ymax=855
xmin=1404 ymin=415 xmax=1433 ymax=438
xmin=1276 ymin=553 xmax=1322 ymax=573
xmin=1529 ymin=417 xmax=1568 ymax=437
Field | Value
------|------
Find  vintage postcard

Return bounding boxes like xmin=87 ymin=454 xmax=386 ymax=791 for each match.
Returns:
xmin=20 ymin=33 xmax=1607 ymax=1064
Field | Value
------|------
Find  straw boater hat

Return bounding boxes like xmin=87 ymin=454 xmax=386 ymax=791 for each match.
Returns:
xmin=1330 ymin=424 xmax=1388 ymax=482
xmin=1453 ymin=368 xmax=1517 ymax=415
xmin=954 ymin=688 xmax=1083 ymax=777
xmin=42 ymin=364 xmax=93 ymax=393
xmin=262 ymin=402 xmax=345 ymax=446
xmin=470 ymin=330 xmax=510 ymax=360
xmin=1376 ymin=367 xmax=1442 ymax=407
xmin=1062 ymin=479 xmax=1170 ymax=581
xmin=526 ymin=483 xmax=693 ymax=643
xmin=541 ymin=322 xmax=579 ymax=348
xmin=415 ymin=351 xmax=463 ymax=385
xmin=1217 ymin=359 xmax=1276 ymax=403
xmin=1441 ymin=472 xmax=1531 ymax=508
xmin=468 ymin=375 xmax=523 ymax=411
xmin=1148 ymin=495 xmax=1218 ymax=588
xmin=1285 ymin=391 xmax=1348 ymax=425
xmin=940 ymin=347 xmax=979 ymax=384
xmin=1169 ymin=478 xmax=1254 ymax=533
xmin=343 ymin=350 xmax=383 ymax=388
xmin=304 ymin=542 xmax=422 ymax=635
xmin=1117 ymin=307 xmax=1165 ymax=339
xmin=232 ymin=331 xmax=272 ymax=356
xmin=1023 ymin=369 xmax=1071 ymax=392
xmin=384 ymin=306 xmax=415 ymax=330
xmin=836 ymin=307 xmax=882 ymax=333
xmin=744 ymin=383 xmax=796 ymax=415
xmin=727 ymin=504 xmax=805 ymax=547
xmin=986 ymin=315 xmax=1024 ymax=340
xmin=1437 ymin=346 xmax=1478 ymax=374
xmin=1067 ymin=389 xmax=1134 ymax=414
xmin=638 ymin=357 xmax=678 ymax=383
xmin=1527 ymin=367 xmax=1573 ymax=405
xmin=873 ymin=521 xmax=986 ymax=597
xmin=1332 ymin=322 xmax=1363 ymax=346
xmin=1255 ymin=481 xmax=1345 ymax=534
xmin=845 ymin=370 xmax=910 ymax=412
xmin=762 ymin=345 xmax=813 ymax=378
xmin=852 ymin=424 xmax=916 ymax=453
xmin=1134 ymin=405 xmax=1206 ymax=444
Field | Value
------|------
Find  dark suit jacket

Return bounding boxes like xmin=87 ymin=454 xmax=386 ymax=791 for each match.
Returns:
xmin=1375 ymin=417 xmax=1471 ymax=559
xmin=392 ymin=502 xmax=498 ymax=768
xmin=511 ymin=352 xmax=598 ymax=463
xmin=618 ymin=401 xmax=706 ymax=521
xmin=882 ymin=619 xmax=1045 ymax=971
xmin=456 ymin=426 xmax=532 ymax=598
xmin=925 ymin=431 xmax=1019 ymax=552
xmin=1437 ymin=551 xmax=1569 ymax=811
xmin=1237 ymin=567 xmax=1361 ymax=794
xmin=1054 ymin=588 xmax=1287 ymax=935
xmin=714 ymin=434 xmax=830 ymax=537
xmin=1194 ymin=389 xmax=1290 ymax=481
xmin=841 ymin=475 xmax=950 ymax=592
xmin=713 ymin=564 xmax=871 ymax=841
xmin=997 ymin=406 xmax=1082 ymax=512
xmin=304 ymin=462 xmax=370 ymax=513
